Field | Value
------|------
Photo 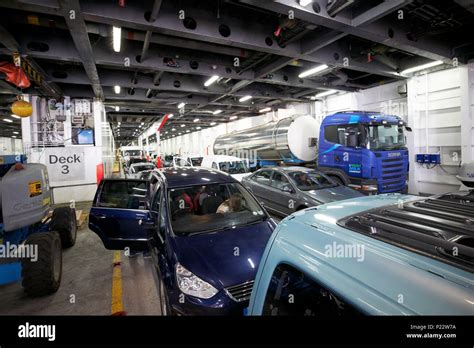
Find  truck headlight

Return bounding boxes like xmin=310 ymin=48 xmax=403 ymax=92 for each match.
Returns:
xmin=175 ymin=263 xmax=218 ymax=299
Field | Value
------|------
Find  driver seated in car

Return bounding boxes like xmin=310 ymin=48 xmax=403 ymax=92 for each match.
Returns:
xmin=296 ymin=173 xmax=312 ymax=187
xmin=217 ymin=193 xmax=243 ymax=214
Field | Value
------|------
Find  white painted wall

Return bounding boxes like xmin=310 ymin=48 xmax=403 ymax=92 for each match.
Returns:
xmin=0 ymin=137 xmax=23 ymax=155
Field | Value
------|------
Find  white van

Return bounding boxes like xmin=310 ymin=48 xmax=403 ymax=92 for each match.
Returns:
xmin=172 ymin=154 xmax=203 ymax=167
xmin=201 ymin=155 xmax=251 ymax=181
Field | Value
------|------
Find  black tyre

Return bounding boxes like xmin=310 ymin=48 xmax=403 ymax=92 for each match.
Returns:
xmin=159 ymin=278 xmax=171 ymax=316
xmin=22 ymin=232 xmax=62 ymax=297
xmin=50 ymin=207 xmax=77 ymax=248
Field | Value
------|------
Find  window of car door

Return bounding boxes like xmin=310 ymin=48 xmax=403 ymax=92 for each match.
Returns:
xmin=253 ymin=170 xmax=272 ymax=186
xmin=270 ymin=172 xmax=292 ymax=192
xmin=262 ymin=264 xmax=362 ymax=316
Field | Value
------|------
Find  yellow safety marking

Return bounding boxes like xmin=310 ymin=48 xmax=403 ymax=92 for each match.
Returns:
xmin=111 ymin=251 xmax=124 ymax=314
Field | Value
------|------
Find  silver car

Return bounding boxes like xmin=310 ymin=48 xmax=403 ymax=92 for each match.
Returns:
xmin=242 ymin=166 xmax=364 ymax=217
xmin=128 ymin=162 xmax=156 ymax=178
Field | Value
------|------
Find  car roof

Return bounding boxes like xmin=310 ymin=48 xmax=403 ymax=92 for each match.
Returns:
xmin=158 ymin=166 xmax=237 ymax=188
xmin=259 ymin=166 xmax=319 ymax=173
xmin=203 ymin=155 xmax=243 ymax=161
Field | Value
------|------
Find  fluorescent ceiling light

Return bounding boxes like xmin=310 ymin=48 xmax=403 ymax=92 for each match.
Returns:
xmin=13 ymin=131 xmax=19 ymax=134
xmin=180 ymin=124 xmax=185 ymax=128
xmin=114 ymin=85 xmax=121 ymax=94
xmin=3 ymin=118 xmax=12 ymax=123
xmin=196 ymin=126 xmax=201 ymax=130
xmin=172 ymin=128 xmax=176 ymax=131
xmin=299 ymin=0 xmax=313 ymax=6
xmin=315 ymin=90 xmax=338 ymax=98
xmin=230 ymin=116 xmax=238 ymax=120
xmin=113 ymin=26 xmax=121 ymax=52
xmin=213 ymin=109 xmax=222 ymax=115
xmin=115 ymin=106 xmax=120 ymax=112
xmin=210 ymin=122 xmax=216 ymax=126
xmin=141 ymin=122 xmax=144 ymax=125
xmin=259 ymin=107 xmax=271 ymax=113
xmin=193 ymin=118 xmax=200 ymax=123
xmin=178 ymin=102 xmax=186 ymax=109
xmin=239 ymin=95 xmax=252 ymax=102
xmin=11 ymin=114 xmax=21 ymax=119
xmin=118 ymin=122 xmax=121 ymax=125
xmin=168 ymin=113 xmax=174 ymax=118
xmin=298 ymin=64 xmax=329 ymax=78
xmin=204 ymin=75 xmax=219 ymax=87
xmin=12 ymin=135 xmax=16 ymax=138
xmin=401 ymin=60 xmax=443 ymax=75
xmin=186 ymin=130 xmax=190 ymax=133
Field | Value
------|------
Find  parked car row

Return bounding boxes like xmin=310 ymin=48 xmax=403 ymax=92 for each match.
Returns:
xmin=89 ymin=167 xmax=474 ymax=316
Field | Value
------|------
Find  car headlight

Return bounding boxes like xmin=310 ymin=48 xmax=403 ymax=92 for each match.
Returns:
xmin=175 ymin=263 xmax=218 ymax=299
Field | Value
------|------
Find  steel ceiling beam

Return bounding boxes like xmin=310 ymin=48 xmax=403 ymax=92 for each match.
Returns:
xmin=240 ymin=0 xmax=454 ymax=62
xmin=0 ymin=24 xmax=62 ymax=98
xmin=59 ymin=0 xmax=103 ymax=99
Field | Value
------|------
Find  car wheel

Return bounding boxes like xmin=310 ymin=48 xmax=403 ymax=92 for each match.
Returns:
xmin=159 ymin=278 xmax=171 ymax=316
xmin=50 ymin=207 xmax=77 ymax=248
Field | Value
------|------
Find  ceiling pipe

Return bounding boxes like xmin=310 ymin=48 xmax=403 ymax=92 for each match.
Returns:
xmin=140 ymin=0 xmax=162 ymax=63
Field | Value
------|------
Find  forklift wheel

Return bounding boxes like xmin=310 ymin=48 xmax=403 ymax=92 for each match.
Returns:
xmin=22 ymin=231 xmax=62 ymax=297
xmin=51 ymin=207 xmax=77 ymax=248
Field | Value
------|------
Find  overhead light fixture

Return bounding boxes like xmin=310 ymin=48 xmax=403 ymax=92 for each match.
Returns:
xmin=239 ymin=95 xmax=252 ymax=102
xmin=172 ymin=128 xmax=176 ymax=131
xmin=165 ymin=131 xmax=169 ymax=134
xmin=213 ymin=109 xmax=222 ymax=115
xmin=314 ymin=90 xmax=338 ymax=98
xmin=210 ymin=122 xmax=216 ymax=126
xmin=180 ymin=124 xmax=185 ymax=128
xmin=11 ymin=114 xmax=21 ymax=119
xmin=259 ymin=107 xmax=271 ymax=113
xmin=299 ymin=0 xmax=313 ymax=6
xmin=141 ymin=122 xmax=144 ymax=125
xmin=186 ymin=130 xmax=190 ymax=133
xmin=115 ymin=106 xmax=120 ymax=112
xmin=13 ymin=131 xmax=19 ymax=134
xmin=12 ymin=135 xmax=16 ymax=138
xmin=113 ymin=26 xmax=122 ymax=52
xmin=401 ymin=60 xmax=443 ymax=75
xmin=118 ymin=122 xmax=121 ymax=125
xmin=204 ymin=75 xmax=219 ymax=87
xmin=229 ymin=116 xmax=238 ymax=120
xmin=298 ymin=64 xmax=330 ymax=79
xmin=178 ymin=102 xmax=186 ymax=109
xmin=3 ymin=118 xmax=13 ymax=123
xmin=193 ymin=118 xmax=199 ymax=123
xmin=168 ymin=113 xmax=174 ymax=118
xmin=196 ymin=126 xmax=201 ymax=130
xmin=114 ymin=85 xmax=121 ymax=94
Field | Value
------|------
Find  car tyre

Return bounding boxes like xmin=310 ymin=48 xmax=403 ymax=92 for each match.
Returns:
xmin=22 ymin=231 xmax=62 ymax=297
xmin=50 ymin=207 xmax=77 ymax=248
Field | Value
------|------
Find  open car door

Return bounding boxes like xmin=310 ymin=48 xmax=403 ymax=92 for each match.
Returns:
xmin=89 ymin=179 xmax=154 ymax=250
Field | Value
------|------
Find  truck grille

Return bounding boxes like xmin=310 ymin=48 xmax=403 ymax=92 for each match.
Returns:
xmin=379 ymin=157 xmax=407 ymax=192
xmin=225 ymin=280 xmax=254 ymax=302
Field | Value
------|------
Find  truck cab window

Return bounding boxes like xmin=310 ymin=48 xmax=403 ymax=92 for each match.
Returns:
xmin=262 ymin=264 xmax=362 ymax=317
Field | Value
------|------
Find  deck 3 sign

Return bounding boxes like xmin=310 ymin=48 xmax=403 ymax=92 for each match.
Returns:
xmin=46 ymin=147 xmax=85 ymax=182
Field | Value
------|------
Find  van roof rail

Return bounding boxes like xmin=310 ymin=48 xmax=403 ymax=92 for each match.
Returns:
xmin=339 ymin=191 xmax=474 ymax=272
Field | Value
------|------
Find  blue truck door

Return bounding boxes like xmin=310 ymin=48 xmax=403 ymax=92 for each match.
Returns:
xmin=89 ymin=179 xmax=153 ymax=250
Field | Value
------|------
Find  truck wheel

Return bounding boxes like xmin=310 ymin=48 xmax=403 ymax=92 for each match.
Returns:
xmin=51 ymin=207 xmax=77 ymax=248
xmin=22 ymin=232 xmax=62 ymax=297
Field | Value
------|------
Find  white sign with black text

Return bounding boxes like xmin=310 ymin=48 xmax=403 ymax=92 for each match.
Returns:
xmin=46 ymin=147 xmax=85 ymax=182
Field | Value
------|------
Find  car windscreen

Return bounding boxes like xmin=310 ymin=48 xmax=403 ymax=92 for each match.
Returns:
xmin=97 ymin=180 xmax=148 ymax=209
xmin=191 ymin=157 xmax=203 ymax=166
xmin=133 ymin=165 xmax=155 ymax=172
xmin=123 ymin=150 xmax=141 ymax=157
xmin=288 ymin=171 xmax=336 ymax=191
xmin=218 ymin=161 xmax=249 ymax=174
xmin=169 ymin=182 xmax=266 ymax=235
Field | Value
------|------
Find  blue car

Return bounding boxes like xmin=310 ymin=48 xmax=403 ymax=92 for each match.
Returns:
xmin=89 ymin=167 xmax=276 ymax=315
xmin=248 ymin=192 xmax=474 ymax=315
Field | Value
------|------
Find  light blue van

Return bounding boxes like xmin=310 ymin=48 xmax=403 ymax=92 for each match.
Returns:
xmin=248 ymin=192 xmax=474 ymax=315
